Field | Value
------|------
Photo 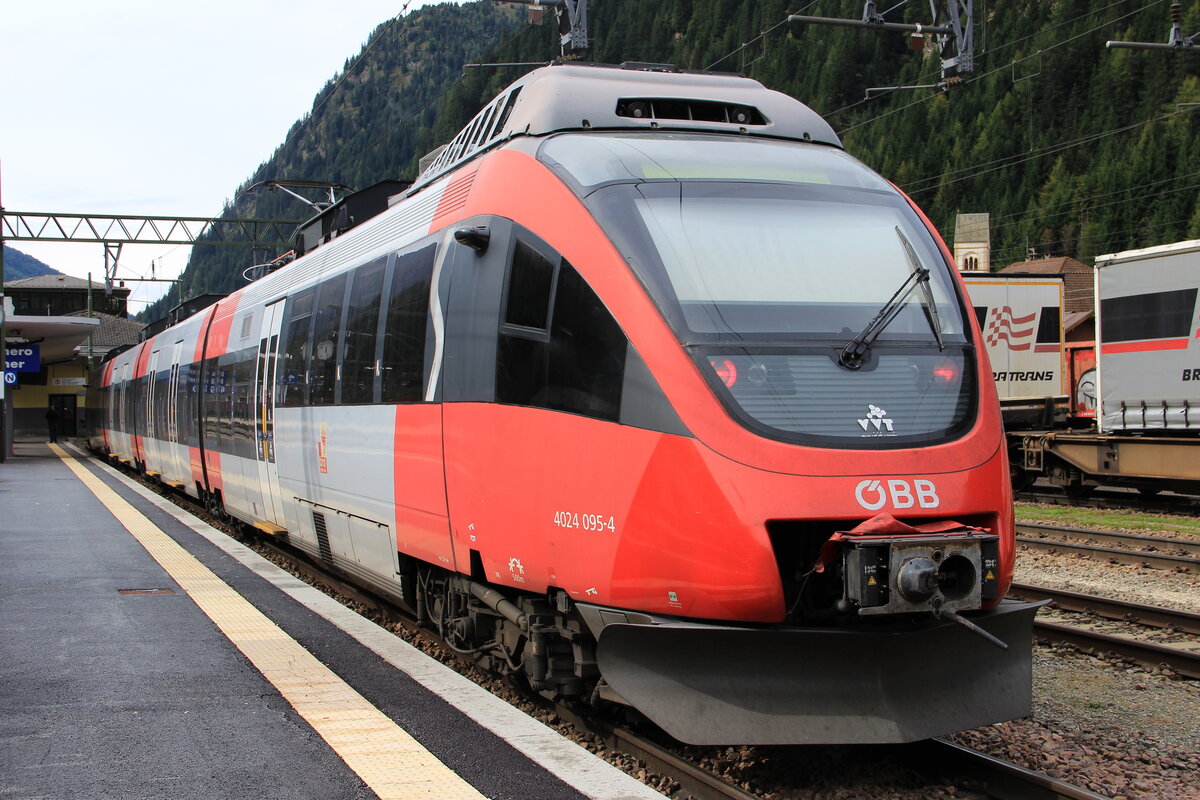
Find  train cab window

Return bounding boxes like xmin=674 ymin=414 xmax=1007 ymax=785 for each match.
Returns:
xmin=310 ymin=274 xmax=348 ymax=406
xmin=341 ymin=256 xmax=388 ymax=405
xmin=381 ymin=244 xmax=436 ymax=403
xmin=505 ymin=241 xmax=556 ymax=329
xmin=279 ymin=289 xmax=314 ymax=407
xmin=497 ymin=239 xmax=627 ymax=422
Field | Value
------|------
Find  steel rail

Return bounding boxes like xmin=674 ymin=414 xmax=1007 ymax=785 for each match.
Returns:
xmin=909 ymin=739 xmax=1110 ymax=800
xmin=1017 ymin=531 xmax=1200 ymax=573
xmin=1010 ymin=583 xmax=1200 ymax=635
xmin=89 ymin=448 xmax=1116 ymax=800
xmin=551 ymin=703 xmax=761 ymax=800
xmin=1017 ymin=522 xmax=1200 ymax=557
xmin=1016 ymin=488 xmax=1200 ymax=514
xmin=1033 ymin=620 xmax=1200 ymax=679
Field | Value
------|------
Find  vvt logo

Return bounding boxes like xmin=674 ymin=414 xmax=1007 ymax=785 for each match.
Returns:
xmin=857 ymin=404 xmax=895 ymax=434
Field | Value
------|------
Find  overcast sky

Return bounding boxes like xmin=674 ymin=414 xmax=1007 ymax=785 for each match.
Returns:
xmin=2 ymin=0 xmax=468 ymax=312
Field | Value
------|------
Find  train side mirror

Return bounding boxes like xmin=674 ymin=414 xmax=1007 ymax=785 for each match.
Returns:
xmin=454 ymin=225 xmax=491 ymax=253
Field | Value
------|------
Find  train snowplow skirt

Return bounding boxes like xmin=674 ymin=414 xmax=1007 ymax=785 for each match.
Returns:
xmin=594 ymin=599 xmax=1040 ymax=745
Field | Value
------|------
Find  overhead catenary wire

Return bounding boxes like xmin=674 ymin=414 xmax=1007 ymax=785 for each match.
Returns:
xmin=901 ymin=104 xmax=1199 ymax=195
xmin=274 ymin=2 xmax=417 ymax=160
xmin=990 ymin=211 xmax=1200 ymax=263
xmin=985 ymin=176 xmax=1200 ymax=235
xmin=330 ymin=19 xmax=549 ymax=177
xmin=833 ymin=0 xmax=1160 ymax=130
xmin=983 ymin=168 xmax=1200 ymax=226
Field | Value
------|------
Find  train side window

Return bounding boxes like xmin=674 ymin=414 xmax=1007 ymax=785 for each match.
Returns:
xmin=496 ymin=243 xmax=628 ymax=422
xmin=341 ymin=256 xmax=388 ymax=405
xmin=279 ymin=289 xmax=314 ymax=407
xmin=310 ymin=274 xmax=349 ymax=406
xmin=504 ymin=240 xmax=556 ymax=329
xmin=381 ymin=244 xmax=437 ymax=403
xmin=180 ymin=362 xmax=200 ymax=447
xmin=230 ymin=347 xmax=257 ymax=457
xmin=547 ymin=262 xmax=626 ymax=420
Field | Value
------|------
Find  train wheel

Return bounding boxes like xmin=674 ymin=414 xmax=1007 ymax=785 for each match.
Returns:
xmin=1063 ymin=483 xmax=1094 ymax=503
xmin=1010 ymin=467 xmax=1036 ymax=492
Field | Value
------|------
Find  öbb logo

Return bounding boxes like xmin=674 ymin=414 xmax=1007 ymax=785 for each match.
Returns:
xmin=854 ymin=479 xmax=940 ymax=510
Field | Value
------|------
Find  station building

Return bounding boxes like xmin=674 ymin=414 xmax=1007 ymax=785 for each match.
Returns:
xmin=3 ymin=275 xmax=142 ymax=445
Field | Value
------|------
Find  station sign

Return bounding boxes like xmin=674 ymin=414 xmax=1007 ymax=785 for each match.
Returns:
xmin=5 ymin=344 xmax=41 ymax=373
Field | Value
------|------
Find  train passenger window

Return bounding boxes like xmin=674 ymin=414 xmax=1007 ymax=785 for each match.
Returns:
xmin=381 ymin=244 xmax=436 ymax=403
xmin=230 ymin=348 xmax=257 ymax=458
xmin=180 ymin=362 xmax=200 ymax=447
xmin=341 ymin=257 xmax=388 ymax=405
xmin=279 ymin=289 xmax=314 ymax=408
xmin=496 ymin=243 xmax=627 ymax=422
xmin=310 ymin=274 xmax=348 ymax=406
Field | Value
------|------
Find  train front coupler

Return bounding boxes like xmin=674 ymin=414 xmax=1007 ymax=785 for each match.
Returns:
xmin=828 ymin=527 xmax=1013 ymax=649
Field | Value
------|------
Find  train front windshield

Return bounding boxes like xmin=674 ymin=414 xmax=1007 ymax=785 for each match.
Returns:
xmin=540 ymin=133 xmax=977 ymax=448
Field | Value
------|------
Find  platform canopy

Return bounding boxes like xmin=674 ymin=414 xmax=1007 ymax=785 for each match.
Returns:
xmin=3 ymin=305 xmax=101 ymax=364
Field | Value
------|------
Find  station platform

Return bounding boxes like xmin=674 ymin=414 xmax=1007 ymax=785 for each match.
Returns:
xmin=0 ymin=441 xmax=664 ymax=800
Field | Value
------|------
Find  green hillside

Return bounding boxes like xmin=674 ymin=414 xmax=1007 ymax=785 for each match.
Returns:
xmin=146 ymin=0 xmax=1200 ymax=321
xmin=3 ymin=245 xmax=62 ymax=280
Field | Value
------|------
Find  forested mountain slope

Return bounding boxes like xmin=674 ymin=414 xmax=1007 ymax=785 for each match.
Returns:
xmin=146 ymin=0 xmax=1199 ymax=322
xmin=3 ymin=245 xmax=62 ymax=280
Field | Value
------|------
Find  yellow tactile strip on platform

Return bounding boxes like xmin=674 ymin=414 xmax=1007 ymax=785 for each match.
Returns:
xmin=51 ymin=444 xmax=486 ymax=800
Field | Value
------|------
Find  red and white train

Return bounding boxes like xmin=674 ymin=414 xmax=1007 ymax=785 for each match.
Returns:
xmin=89 ymin=63 xmax=1038 ymax=745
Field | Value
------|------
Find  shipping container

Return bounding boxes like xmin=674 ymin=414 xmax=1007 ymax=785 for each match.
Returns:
xmin=1094 ymin=240 xmax=1200 ymax=433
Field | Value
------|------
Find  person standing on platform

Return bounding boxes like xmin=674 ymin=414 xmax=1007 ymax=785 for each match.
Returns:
xmin=45 ymin=407 xmax=59 ymax=443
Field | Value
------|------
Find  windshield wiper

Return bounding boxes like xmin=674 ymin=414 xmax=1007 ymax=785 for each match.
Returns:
xmin=896 ymin=227 xmax=945 ymax=353
xmin=838 ymin=228 xmax=945 ymax=370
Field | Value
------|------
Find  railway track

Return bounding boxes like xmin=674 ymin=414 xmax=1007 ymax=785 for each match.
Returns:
xmin=250 ymin=517 xmax=1118 ymax=800
xmin=553 ymin=707 xmax=1111 ymax=800
xmin=88 ymin=451 xmax=1131 ymax=800
xmin=1016 ymin=486 xmax=1200 ymax=514
xmin=1007 ymin=583 xmax=1200 ymax=679
xmin=1016 ymin=521 xmax=1200 ymax=573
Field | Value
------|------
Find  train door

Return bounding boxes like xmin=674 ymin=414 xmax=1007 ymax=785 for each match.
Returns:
xmin=439 ymin=217 xmax=511 ymax=577
xmin=145 ymin=348 xmax=161 ymax=471
xmin=255 ymin=299 xmax=286 ymax=527
xmin=165 ymin=339 xmax=189 ymax=482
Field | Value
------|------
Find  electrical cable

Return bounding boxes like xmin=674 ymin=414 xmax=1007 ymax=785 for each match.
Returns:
xmin=901 ymin=104 xmax=1198 ymax=194
xmin=332 ymin=15 xmax=546 ymax=176
xmin=834 ymin=0 xmax=1159 ymax=131
xmin=275 ymin=2 xmax=416 ymax=160
xmin=986 ymin=178 xmax=1200 ymax=235
xmin=990 ymin=211 xmax=1200 ymax=263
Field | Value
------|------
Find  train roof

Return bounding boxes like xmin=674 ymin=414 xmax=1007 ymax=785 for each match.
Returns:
xmin=1094 ymin=238 xmax=1200 ymax=267
xmin=412 ymin=62 xmax=842 ymax=192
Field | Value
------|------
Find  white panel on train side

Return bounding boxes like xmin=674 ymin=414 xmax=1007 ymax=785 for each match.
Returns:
xmin=238 ymin=177 xmax=447 ymax=309
xmin=961 ymin=274 xmax=1065 ymax=401
xmin=1095 ymin=240 xmax=1200 ymax=433
xmin=275 ymin=404 xmax=398 ymax=574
